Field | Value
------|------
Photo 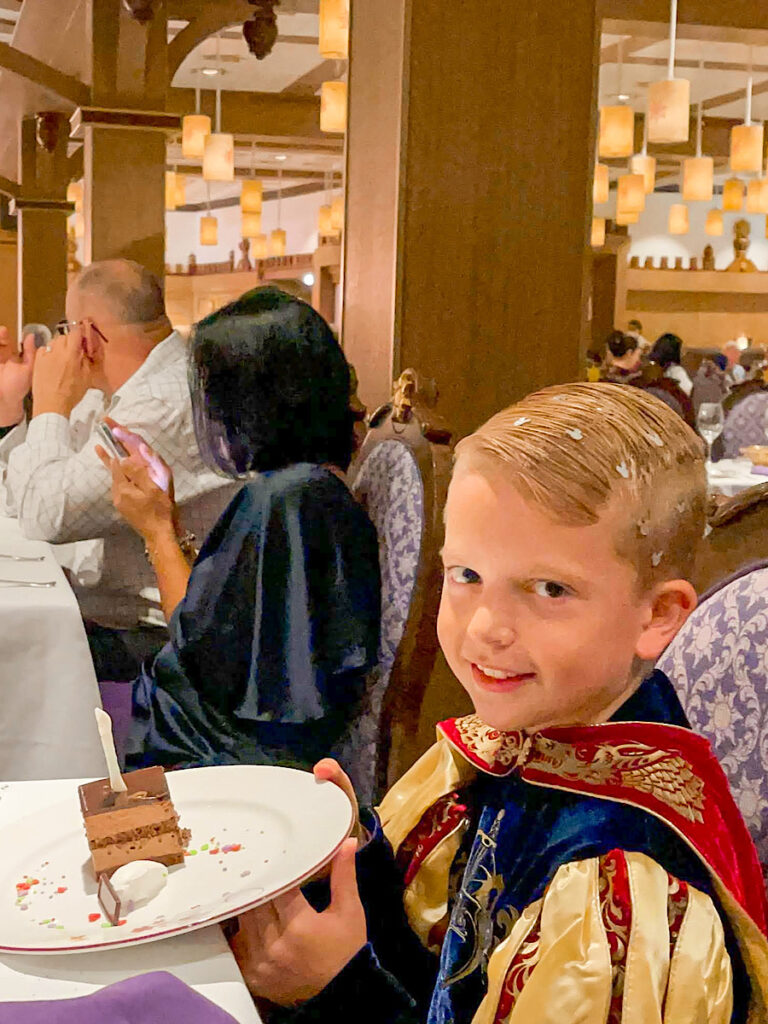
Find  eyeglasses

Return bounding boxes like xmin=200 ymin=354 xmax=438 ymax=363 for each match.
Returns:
xmin=55 ymin=320 xmax=110 ymax=344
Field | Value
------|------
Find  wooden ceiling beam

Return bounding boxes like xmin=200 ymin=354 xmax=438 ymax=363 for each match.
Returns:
xmin=167 ymin=0 xmax=252 ymax=78
xmin=601 ymin=2 xmax=768 ymax=33
xmin=281 ymin=59 xmax=338 ymax=96
xmin=167 ymin=88 xmax=327 ymax=139
xmin=0 ymin=41 xmax=89 ymax=106
xmin=173 ymin=164 xmax=341 ymax=181
xmin=0 ymin=172 xmax=19 ymax=198
xmin=178 ymin=179 xmax=325 ymax=212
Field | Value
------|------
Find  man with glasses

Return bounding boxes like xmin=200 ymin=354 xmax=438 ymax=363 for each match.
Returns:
xmin=0 ymin=259 xmax=236 ymax=680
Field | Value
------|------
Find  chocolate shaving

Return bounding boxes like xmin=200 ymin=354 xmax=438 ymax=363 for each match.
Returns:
xmin=97 ymin=872 xmax=122 ymax=926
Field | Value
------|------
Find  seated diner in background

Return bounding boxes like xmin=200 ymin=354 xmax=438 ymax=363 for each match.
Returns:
xmin=647 ymin=332 xmax=693 ymax=396
xmin=600 ymin=329 xmax=641 ymax=383
xmin=97 ymin=286 xmax=381 ymax=773
xmin=0 ymin=259 xmax=234 ymax=681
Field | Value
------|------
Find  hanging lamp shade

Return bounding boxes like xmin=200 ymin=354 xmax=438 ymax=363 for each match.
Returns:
xmin=318 ymin=204 xmax=334 ymax=234
xmin=174 ymin=174 xmax=186 ymax=207
xmin=593 ymin=163 xmax=609 ymax=204
xmin=66 ymin=181 xmax=83 ymax=213
xmin=630 ymin=154 xmax=656 ymax=194
xmin=617 ymin=173 xmax=645 ymax=214
xmin=705 ymin=209 xmax=723 ymax=236
xmin=668 ymin=203 xmax=689 ymax=234
xmin=200 ymin=216 xmax=218 ymax=246
xmin=320 ymin=82 xmax=347 ymax=133
xmin=241 ymin=212 xmax=262 ymax=238
xmin=165 ymin=171 xmax=178 ymax=211
xmin=746 ymin=178 xmax=768 ymax=214
xmin=319 ymin=0 xmax=349 ymax=59
xmin=722 ymin=178 xmax=744 ymax=211
xmin=251 ymin=234 xmax=268 ymax=259
xmin=647 ymin=79 xmax=690 ymax=143
xmin=203 ymin=133 xmax=234 ymax=182
xmin=270 ymin=228 xmax=287 ymax=256
xmin=241 ymin=179 xmax=263 ymax=213
xmin=330 ymin=195 xmax=344 ymax=231
xmin=182 ymin=114 xmax=211 ymax=159
xmin=615 ymin=209 xmax=639 ymax=226
xmin=591 ymin=217 xmax=606 ymax=247
xmin=731 ymin=123 xmax=763 ymax=173
xmin=682 ymin=156 xmax=713 ymax=201
xmin=598 ymin=105 xmax=634 ymax=158
xmin=74 ymin=213 xmax=85 ymax=239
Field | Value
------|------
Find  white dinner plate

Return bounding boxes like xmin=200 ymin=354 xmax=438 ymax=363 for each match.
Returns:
xmin=0 ymin=765 xmax=353 ymax=954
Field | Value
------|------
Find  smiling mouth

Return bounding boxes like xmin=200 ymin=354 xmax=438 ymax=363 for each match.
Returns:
xmin=471 ymin=664 xmax=536 ymax=689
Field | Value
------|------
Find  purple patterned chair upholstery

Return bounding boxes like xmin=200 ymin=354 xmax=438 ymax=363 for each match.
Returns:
xmin=334 ymin=439 xmax=424 ymax=805
xmin=722 ymin=391 xmax=768 ymax=458
xmin=657 ymin=567 xmax=768 ymax=878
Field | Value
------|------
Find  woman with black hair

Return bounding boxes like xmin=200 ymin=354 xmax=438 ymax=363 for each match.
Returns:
xmin=96 ymin=286 xmax=381 ymax=771
xmin=648 ymin=332 xmax=693 ymax=396
xmin=600 ymin=330 xmax=641 ymax=383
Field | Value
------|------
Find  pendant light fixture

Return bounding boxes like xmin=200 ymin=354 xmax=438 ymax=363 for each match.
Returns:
xmin=270 ymin=168 xmax=286 ymax=256
xmin=668 ymin=203 xmax=689 ymax=234
xmin=320 ymin=81 xmax=347 ymax=134
xmin=705 ymin=209 xmax=723 ymax=236
xmin=599 ymin=40 xmax=634 ymax=159
xmin=182 ymin=88 xmax=211 ymax=160
xmin=615 ymin=209 xmax=639 ymax=226
xmin=630 ymin=118 xmax=656 ymax=194
xmin=165 ymin=171 xmax=178 ymax=211
xmin=241 ymin=143 xmax=263 ymax=213
xmin=331 ymin=194 xmax=344 ymax=232
xmin=722 ymin=178 xmax=745 ymax=212
xmin=203 ymin=85 xmax=234 ymax=182
xmin=66 ymin=181 xmax=83 ymax=212
xmin=746 ymin=178 xmax=768 ymax=214
xmin=617 ymin=172 xmax=645 ymax=215
xmin=318 ymin=170 xmax=333 ymax=235
xmin=200 ymin=184 xmax=217 ymax=245
xmin=318 ymin=0 xmax=349 ymax=59
xmin=174 ymin=172 xmax=186 ymax=207
xmin=683 ymin=103 xmax=713 ymax=201
xmin=591 ymin=217 xmax=606 ymax=247
xmin=593 ymin=162 xmax=609 ymax=205
xmin=647 ymin=0 xmax=690 ymax=143
xmin=731 ymin=50 xmax=763 ymax=173
xmin=242 ymin=212 xmax=262 ymax=238
xmin=251 ymin=234 xmax=268 ymax=259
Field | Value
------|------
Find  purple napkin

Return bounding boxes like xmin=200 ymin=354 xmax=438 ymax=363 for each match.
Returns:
xmin=0 ymin=971 xmax=240 ymax=1024
xmin=751 ymin=464 xmax=768 ymax=477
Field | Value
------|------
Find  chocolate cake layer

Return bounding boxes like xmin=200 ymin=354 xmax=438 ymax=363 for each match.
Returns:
xmin=84 ymin=799 xmax=179 ymax=848
xmin=79 ymin=766 xmax=168 ymax=817
xmin=90 ymin=831 xmax=186 ymax=876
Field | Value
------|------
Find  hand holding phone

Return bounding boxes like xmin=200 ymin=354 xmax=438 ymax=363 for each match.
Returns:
xmin=97 ymin=421 xmax=129 ymax=459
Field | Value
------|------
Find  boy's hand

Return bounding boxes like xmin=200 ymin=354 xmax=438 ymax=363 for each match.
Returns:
xmin=313 ymin=758 xmax=361 ymax=839
xmin=229 ymin=838 xmax=366 ymax=1006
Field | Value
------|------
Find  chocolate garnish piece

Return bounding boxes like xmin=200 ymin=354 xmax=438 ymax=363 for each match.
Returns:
xmin=97 ymin=872 xmax=121 ymax=926
xmin=79 ymin=766 xmax=169 ymax=817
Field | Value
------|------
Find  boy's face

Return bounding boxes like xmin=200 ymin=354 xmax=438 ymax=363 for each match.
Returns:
xmin=437 ymin=468 xmax=665 ymax=734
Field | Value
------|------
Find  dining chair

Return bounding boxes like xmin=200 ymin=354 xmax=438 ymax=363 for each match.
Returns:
xmin=334 ymin=369 xmax=453 ymax=804
xmin=657 ymin=566 xmax=768 ymax=880
xmin=694 ymin=482 xmax=768 ymax=592
xmin=722 ymin=390 xmax=768 ymax=458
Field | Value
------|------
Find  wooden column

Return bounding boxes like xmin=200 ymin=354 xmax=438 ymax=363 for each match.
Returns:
xmin=343 ymin=0 xmax=600 ymax=439
xmin=77 ymin=0 xmax=171 ymax=280
xmin=16 ymin=114 xmax=70 ymax=333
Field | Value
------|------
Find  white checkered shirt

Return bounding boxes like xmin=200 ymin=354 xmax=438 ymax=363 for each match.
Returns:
xmin=2 ymin=332 xmax=239 ymax=629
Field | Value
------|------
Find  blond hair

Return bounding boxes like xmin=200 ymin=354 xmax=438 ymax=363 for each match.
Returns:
xmin=454 ymin=383 xmax=707 ymax=589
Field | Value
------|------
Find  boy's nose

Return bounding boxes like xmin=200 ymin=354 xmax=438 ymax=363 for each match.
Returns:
xmin=466 ymin=607 xmax=516 ymax=648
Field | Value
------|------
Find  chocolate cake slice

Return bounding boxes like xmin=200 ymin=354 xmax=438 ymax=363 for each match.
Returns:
xmin=79 ymin=766 xmax=189 ymax=878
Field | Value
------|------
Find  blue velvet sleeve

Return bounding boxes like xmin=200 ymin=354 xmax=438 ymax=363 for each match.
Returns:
xmin=270 ymin=811 xmax=439 ymax=1024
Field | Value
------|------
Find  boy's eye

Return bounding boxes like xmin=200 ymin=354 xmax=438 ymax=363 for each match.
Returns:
xmin=532 ymin=580 xmax=570 ymax=599
xmin=446 ymin=566 xmax=481 ymax=585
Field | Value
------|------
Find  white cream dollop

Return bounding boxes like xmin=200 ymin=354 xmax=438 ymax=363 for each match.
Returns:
xmin=110 ymin=861 xmax=168 ymax=909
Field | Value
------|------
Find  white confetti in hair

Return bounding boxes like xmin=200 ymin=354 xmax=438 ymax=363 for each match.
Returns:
xmin=638 ymin=521 xmax=650 ymax=537
xmin=646 ymin=431 xmax=664 ymax=448
xmin=566 ymin=428 xmax=583 ymax=441
xmin=651 ymin=552 xmax=663 ymax=567
xmin=514 ymin=417 xmax=530 ymax=426
xmin=616 ymin=462 xmax=630 ymax=479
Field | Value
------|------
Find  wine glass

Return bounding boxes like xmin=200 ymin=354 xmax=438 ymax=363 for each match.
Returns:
xmin=697 ymin=402 xmax=724 ymax=465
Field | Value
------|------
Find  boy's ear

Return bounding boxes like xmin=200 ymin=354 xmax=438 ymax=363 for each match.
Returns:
xmin=635 ymin=580 xmax=697 ymax=662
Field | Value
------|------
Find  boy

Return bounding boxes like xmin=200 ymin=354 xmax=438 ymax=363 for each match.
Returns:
xmin=230 ymin=383 xmax=768 ymax=1023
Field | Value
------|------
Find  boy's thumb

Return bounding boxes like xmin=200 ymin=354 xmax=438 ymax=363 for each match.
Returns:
xmin=329 ymin=838 xmax=360 ymax=913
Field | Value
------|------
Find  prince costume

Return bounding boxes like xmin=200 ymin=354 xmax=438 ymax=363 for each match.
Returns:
xmin=285 ymin=670 xmax=768 ymax=1024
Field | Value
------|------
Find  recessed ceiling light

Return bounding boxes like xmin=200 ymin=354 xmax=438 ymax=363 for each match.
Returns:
xmin=201 ymin=67 xmax=221 ymax=76
xmin=617 ymin=93 xmax=630 ymax=101
xmin=275 ymin=154 xmax=288 ymax=161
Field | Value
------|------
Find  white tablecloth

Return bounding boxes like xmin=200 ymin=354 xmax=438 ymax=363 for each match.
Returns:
xmin=707 ymin=458 xmax=768 ymax=497
xmin=0 ymin=778 xmax=260 ymax=1022
xmin=0 ymin=517 xmax=105 ymax=781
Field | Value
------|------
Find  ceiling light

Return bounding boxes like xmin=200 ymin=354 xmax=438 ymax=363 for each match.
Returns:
xmin=302 ymin=273 xmax=315 ymax=287
xmin=275 ymin=154 xmax=288 ymax=162
xmin=617 ymin=93 xmax=630 ymax=102
xmin=201 ymin=67 xmax=221 ymax=76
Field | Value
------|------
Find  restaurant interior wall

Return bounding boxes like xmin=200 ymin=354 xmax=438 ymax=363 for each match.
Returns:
xmin=626 ymin=192 xmax=768 ymax=271
xmin=165 ymin=190 xmax=321 ymax=267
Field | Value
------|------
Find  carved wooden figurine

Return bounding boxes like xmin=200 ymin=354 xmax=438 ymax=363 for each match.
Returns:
xmin=726 ymin=219 xmax=757 ymax=273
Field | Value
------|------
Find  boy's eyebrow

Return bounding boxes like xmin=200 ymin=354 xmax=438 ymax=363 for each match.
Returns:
xmin=439 ymin=549 xmax=592 ymax=587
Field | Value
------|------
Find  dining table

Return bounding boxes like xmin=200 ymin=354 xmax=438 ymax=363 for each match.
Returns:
xmin=706 ymin=458 xmax=768 ymax=497
xmin=0 ymin=777 xmax=261 ymax=1022
xmin=0 ymin=515 xmax=105 ymax=781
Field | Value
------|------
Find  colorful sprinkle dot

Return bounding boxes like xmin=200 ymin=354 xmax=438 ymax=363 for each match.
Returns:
xmin=200 ymin=844 xmax=209 ymax=851
xmin=56 ymin=887 xmax=67 ymax=894
xmin=88 ymin=913 xmax=101 ymax=923
xmin=209 ymin=848 xmax=219 ymax=855
xmin=101 ymin=922 xmax=113 ymax=929
xmin=186 ymin=849 xmax=198 ymax=857
xmin=117 ymin=919 xmax=127 ymax=927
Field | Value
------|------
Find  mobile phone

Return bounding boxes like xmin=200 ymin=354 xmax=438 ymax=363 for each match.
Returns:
xmin=97 ymin=422 xmax=129 ymax=459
